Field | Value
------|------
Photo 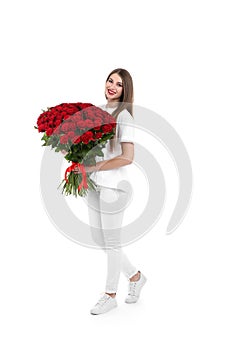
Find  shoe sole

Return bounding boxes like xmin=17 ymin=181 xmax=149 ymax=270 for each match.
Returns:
xmin=90 ymin=304 xmax=117 ymax=315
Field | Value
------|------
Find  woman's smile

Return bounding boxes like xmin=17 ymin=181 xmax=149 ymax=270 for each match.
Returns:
xmin=107 ymin=89 xmax=117 ymax=96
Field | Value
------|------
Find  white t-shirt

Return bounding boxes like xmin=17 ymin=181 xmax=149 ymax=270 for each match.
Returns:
xmin=89 ymin=105 xmax=134 ymax=189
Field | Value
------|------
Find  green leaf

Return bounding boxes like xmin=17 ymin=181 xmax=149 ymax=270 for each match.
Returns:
xmin=94 ymin=148 xmax=104 ymax=157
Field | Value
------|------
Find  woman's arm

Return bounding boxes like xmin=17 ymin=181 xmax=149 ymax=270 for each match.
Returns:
xmin=75 ymin=142 xmax=134 ymax=173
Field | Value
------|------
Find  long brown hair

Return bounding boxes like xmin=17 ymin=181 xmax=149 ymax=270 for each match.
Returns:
xmin=105 ymin=68 xmax=134 ymax=150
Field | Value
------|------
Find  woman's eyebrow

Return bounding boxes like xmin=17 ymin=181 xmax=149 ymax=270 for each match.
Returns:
xmin=109 ymin=77 xmax=123 ymax=85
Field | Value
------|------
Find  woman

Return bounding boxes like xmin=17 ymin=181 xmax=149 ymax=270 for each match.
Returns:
xmin=75 ymin=68 xmax=147 ymax=315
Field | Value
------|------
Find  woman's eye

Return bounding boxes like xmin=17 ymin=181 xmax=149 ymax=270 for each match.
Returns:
xmin=108 ymin=79 xmax=113 ymax=83
xmin=117 ymin=83 xmax=123 ymax=87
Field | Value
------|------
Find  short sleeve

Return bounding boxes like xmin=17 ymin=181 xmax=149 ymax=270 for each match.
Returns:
xmin=117 ymin=110 xmax=134 ymax=143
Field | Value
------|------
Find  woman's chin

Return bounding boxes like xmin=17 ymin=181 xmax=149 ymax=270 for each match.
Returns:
xmin=106 ymin=96 xmax=120 ymax=103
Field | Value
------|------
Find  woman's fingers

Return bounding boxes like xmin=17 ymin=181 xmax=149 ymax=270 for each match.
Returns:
xmin=73 ymin=165 xmax=80 ymax=174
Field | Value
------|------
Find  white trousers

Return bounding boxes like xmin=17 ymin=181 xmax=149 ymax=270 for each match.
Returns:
xmin=86 ymin=185 xmax=138 ymax=293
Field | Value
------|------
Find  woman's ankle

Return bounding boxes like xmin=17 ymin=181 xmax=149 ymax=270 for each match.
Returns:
xmin=130 ymin=271 xmax=141 ymax=282
xmin=106 ymin=292 xmax=116 ymax=298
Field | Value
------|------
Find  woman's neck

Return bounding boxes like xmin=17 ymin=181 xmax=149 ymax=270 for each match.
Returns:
xmin=106 ymin=100 xmax=120 ymax=108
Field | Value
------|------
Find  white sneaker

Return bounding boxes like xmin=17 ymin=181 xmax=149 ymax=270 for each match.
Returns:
xmin=90 ymin=294 xmax=117 ymax=315
xmin=125 ymin=272 xmax=147 ymax=304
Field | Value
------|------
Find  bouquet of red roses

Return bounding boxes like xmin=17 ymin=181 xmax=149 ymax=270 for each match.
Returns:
xmin=35 ymin=102 xmax=116 ymax=197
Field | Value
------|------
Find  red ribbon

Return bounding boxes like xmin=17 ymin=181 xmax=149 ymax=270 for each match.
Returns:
xmin=64 ymin=162 xmax=88 ymax=190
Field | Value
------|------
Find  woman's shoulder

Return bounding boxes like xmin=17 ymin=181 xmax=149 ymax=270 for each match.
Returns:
xmin=118 ymin=108 xmax=134 ymax=121
xmin=98 ymin=104 xmax=107 ymax=111
xmin=99 ymin=104 xmax=133 ymax=121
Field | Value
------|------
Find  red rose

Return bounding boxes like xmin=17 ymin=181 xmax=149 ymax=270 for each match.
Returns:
xmin=84 ymin=119 xmax=94 ymax=129
xmin=92 ymin=118 xmax=102 ymax=130
xmin=80 ymin=131 xmax=94 ymax=144
xmin=60 ymin=134 xmax=69 ymax=144
xmin=38 ymin=123 xmax=46 ymax=132
xmin=67 ymin=131 xmax=76 ymax=141
xmin=44 ymin=122 xmax=49 ymax=130
xmin=80 ymin=103 xmax=93 ymax=110
xmin=46 ymin=128 xmax=54 ymax=136
xmin=93 ymin=117 xmax=102 ymax=125
xmin=61 ymin=123 xmax=71 ymax=133
xmin=67 ymin=108 xmax=76 ymax=114
xmin=54 ymin=120 xmax=61 ymax=127
xmin=71 ymin=112 xmax=82 ymax=121
xmin=74 ymin=136 xmax=81 ymax=144
xmin=66 ymin=121 xmax=76 ymax=131
xmin=76 ymin=120 xmax=87 ymax=129
xmin=102 ymin=124 xmax=113 ymax=133
xmin=94 ymin=132 xmax=103 ymax=139
xmin=53 ymin=126 xmax=61 ymax=135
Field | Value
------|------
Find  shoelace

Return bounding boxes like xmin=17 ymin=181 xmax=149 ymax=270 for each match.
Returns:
xmin=128 ymin=282 xmax=137 ymax=296
xmin=96 ymin=295 xmax=110 ymax=306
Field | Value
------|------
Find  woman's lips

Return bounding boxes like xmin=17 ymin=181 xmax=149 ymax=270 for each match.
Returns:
xmin=107 ymin=89 xmax=116 ymax=95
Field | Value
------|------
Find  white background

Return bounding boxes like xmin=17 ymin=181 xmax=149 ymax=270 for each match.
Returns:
xmin=1 ymin=0 xmax=233 ymax=349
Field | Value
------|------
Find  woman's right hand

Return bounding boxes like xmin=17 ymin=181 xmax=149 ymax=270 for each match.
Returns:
xmin=61 ymin=150 xmax=68 ymax=156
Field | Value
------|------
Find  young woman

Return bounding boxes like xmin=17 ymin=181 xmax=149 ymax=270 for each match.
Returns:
xmin=74 ymin=68 xmax=147 ymax=315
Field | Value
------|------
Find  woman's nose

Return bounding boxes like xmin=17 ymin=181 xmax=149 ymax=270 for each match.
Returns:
xmin=110 ymin=83 xmax=117 ymax=90
xmin=108 ymin=82 xmax=116 ymax=89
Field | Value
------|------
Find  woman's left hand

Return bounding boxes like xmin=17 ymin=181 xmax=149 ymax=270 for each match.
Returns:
xmin=73 ymin=165 xmax=81 ymax=174
xmin=73 ymin=165 xmax=94 ymax=174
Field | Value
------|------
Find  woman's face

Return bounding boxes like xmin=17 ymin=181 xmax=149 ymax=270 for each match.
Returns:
xmin=105 ymin=73 xmax=123 ymax=102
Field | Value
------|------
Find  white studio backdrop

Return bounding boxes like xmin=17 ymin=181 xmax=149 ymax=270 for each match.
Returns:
xmin=0 ymin=0 xmax=233 ymax=350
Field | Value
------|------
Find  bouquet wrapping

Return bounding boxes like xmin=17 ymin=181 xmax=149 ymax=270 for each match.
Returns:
xmin=35 ymin=102 xmax=116 ymax=197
